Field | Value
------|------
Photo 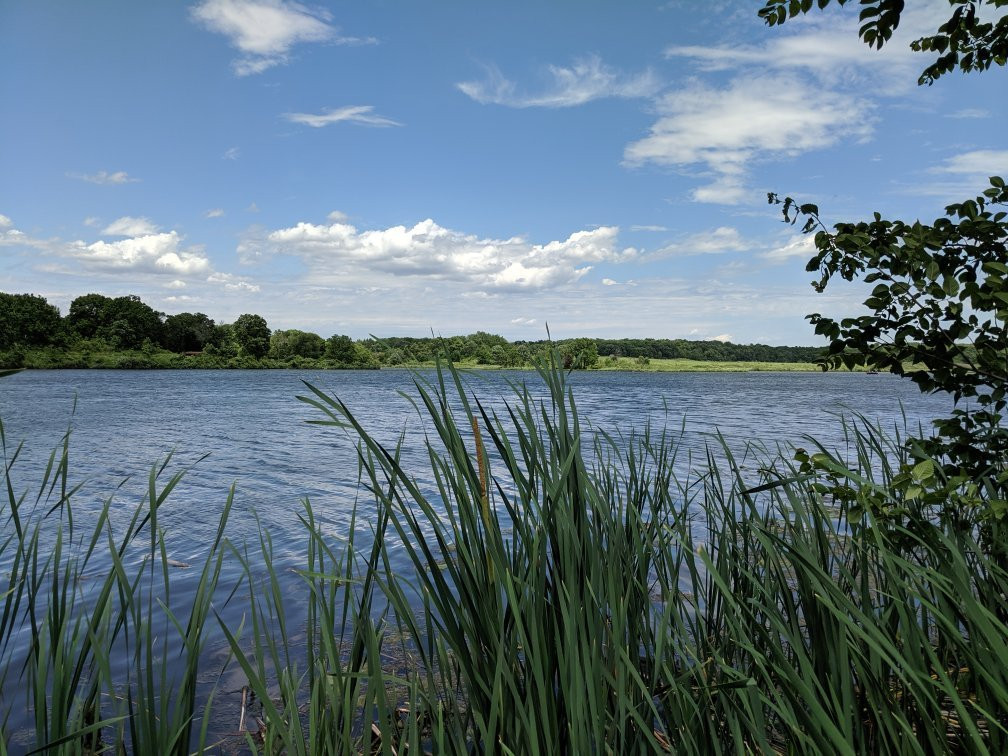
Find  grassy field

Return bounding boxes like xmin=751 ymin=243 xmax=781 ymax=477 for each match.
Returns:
xmin=597 ymin=356 xmax=820 ymax=371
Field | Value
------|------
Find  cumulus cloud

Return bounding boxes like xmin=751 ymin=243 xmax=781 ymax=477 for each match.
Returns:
xmin=102 ymin=216 xmax=160 ymax=236
xmin=283 ymin=105 xmax=401 ymax=128
xmin=625 ymin=75 xmax=873 ymax=204
xmin=191 ymin=0 xmax=374 ymax=75
xmin=458 ymin=54 xmax=660 ymax=108
xmin=253 ymin=217 xmax=635 ymax=290
xmin=75 ymin=231 xmax=211 ymax=275
xmin=68 ymin=170 xmax=138 ymax=185
xmin=0 ymin=214 xmax=10 ymax=228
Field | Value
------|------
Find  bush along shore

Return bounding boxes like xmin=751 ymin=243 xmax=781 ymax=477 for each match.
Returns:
xmin=1 ymin=356 xmax=1006 ymax=754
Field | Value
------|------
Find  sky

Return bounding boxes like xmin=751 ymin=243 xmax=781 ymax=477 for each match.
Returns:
xmin=1 ymin=0 xmax=1006 ymax=345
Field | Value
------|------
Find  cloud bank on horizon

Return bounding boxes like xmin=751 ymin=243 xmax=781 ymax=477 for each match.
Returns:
xmin=1 ymin=0 xmax=1004 ymax=343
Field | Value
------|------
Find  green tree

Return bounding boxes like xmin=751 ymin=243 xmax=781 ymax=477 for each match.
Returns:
xmin=0 ymin=292 xmax=62 ymax=349
xmin=104 ymin=295 xmax=163 ymax=350
xmin=559 ymin=338 xmax=599 ymax=370
xmin=761 ymin=0 xmax=1008 ymax=525
xmin=67 ymin=293 xmax=113 ymax=340
xmin=269 ymin=329 xmax=325 ymax=360
xmin=232 ymin=314 xmax=271 ymax=359
xmin=325 ymin=334 xmax=356 ymax=364
xmin=163 ymin=312 xmax=219 ymax=352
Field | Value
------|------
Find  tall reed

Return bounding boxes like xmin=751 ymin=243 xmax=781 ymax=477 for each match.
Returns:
xmin=2 ymin=357 xmax=1006 ymax=753
xmin=0 ymin=409 xmax=234 ymax=754
xmin=293 ymin=356 xmax=1008 ymax=753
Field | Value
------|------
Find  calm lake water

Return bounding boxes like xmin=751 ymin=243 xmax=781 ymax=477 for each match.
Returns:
xmin=0 ymin=368 xmax=956 ymax=747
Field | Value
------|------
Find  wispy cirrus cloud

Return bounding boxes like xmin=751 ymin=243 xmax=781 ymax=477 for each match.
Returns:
xmin=207 ymin=271 xmax=260 ymax=292
xmin=101 ymin=216 xmax=160 ymax=236
xmin=457 ymin=54 xmax=660 ymax=108
xmin=191 ymin=0 xmax=375 ymax=76
xmin=68 ymin=170 xmax=138 ymax=185
xmin=664 ymin=2 xmax=947 ymax=95
xmin=283 ymin=105 xmax=401 ymax=128
xmin=760 ymin=233 xmax=816 ymax=263
xmin=243 ymin=217 xmax=635 ymax=290
xmin=652 ymin=226 xmax=752 ymax=257
xmin=906 ymin=148 xmax=1008 ymax=197
xmin=932 ymin=149 xmax=1008 ymax=177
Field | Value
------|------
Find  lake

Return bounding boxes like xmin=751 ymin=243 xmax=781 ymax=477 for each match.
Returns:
xmin=0 ymin=367 xmax=955 ymax=747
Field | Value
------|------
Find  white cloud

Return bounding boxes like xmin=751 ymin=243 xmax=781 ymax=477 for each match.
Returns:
xmin=68 ymin=170 xmax=138 ymax=185
xmin=253 ymin=218 xmax=635 ymax=290
xmin=206 ymin=208 xmax=225 ymax=218
xmin=83 ymin=216 xmax=100 ymax=227
xmin=510 ymin=317 xmax=537 ymax=326
xmin=761 ymin=234 xmax=816 ymax=263
xmin=166 ymin=279 xmax=187 ymax=289
xmin=932 ymin=149 xmax=1008 ymax=176
xmin=457 ymin=54 xmax=660 ymax=108
xmin=906 ymin=149 xmax=1008 ymax=196
xmin=223 ymin=146 xmax=240 ymax=160
xmin=76 ymin=231 xmax=211 ymax=275
xmin=191 ymin=0 xmax=373 ymax=75
xmin=102 ymin=216 xmax=160 ymax=236
xmin=625 ymin=75 xmax=873 ymax=204
xmin=327 ymin=210 xmax=348 ymax=222
xmin=283 ymin=105 xmax=401 ymax=128
xmin=945 ymin=108 xmax=990 ymax=120
xmin=713 ymin=333 xmax=733 ymax=343
xmin=207 ymin=271 xmax=261 ymax=292
xmin=664 ymin=2 xmax=946 ymax=95
xmin=630 ymin=224 xmax=667 ymax=232
xmin=654 ymin=226 xmax=752 ymax=257
xmin=0 ymin=214 xmax=10 ymax=229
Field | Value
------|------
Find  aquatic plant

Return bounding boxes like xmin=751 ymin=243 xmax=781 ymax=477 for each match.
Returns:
xmin=1 ymin=358 xmax=1006 ymax=753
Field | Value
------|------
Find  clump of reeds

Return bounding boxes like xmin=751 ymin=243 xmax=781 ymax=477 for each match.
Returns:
xmin=287 ymin=355 xmax=1008 ymax=753
xmin=0 ymin=409 xmax=234 ymax=754
xmin=2 ymin=356 xmax=1007 ymax=753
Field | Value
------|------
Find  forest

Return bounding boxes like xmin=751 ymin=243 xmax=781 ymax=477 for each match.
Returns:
xmin=0 ymin=290 xmax=825 ymax=369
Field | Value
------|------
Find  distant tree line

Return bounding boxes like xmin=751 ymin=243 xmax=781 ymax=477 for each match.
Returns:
xmin=0 ymin=290 xmax=825 ymax=369
xmin=0 ymin=291 xmax=379 ymax=369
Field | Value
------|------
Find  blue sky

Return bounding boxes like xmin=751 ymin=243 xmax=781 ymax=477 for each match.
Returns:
xmin=1 ymin=0 xmax=1005 ymax=344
